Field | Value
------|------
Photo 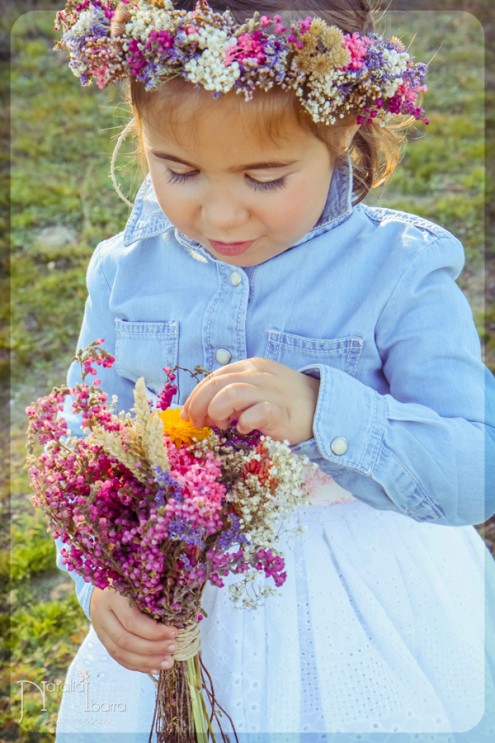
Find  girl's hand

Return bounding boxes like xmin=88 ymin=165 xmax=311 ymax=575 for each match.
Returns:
xmin=181 ymin=358 xmax=319 ymax=445
xmin=90 ymin=587 xmax=179 ymax=674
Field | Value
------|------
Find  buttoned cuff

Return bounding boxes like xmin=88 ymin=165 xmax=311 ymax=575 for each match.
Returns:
xmin=297 ymin=364 xmax=387 ymax=474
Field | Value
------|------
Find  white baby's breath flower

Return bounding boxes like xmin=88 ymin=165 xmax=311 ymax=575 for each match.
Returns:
xmin=382 ymin=77 xmax=403 ymax=98
xmin=196 ymin=25 xmax=228 ymax=50
xmin=383 ymin=48 xmax=409 ymax=75
xmin=126 ymin=1 xmax=176 ymax=42
xmin=68 ymin=9 xmax=96 ymax=38
xmin=185 ymin=49 xmax=240 ymax=93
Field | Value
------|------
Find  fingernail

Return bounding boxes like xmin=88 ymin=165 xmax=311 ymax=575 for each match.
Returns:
xmin=168 ymin=643 xmax=176 ymax=653
xmin=160 ymin=659 xmax=173 ymax=670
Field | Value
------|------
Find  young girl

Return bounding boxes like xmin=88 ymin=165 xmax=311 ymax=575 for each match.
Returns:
xmin=53 ymin=0 xmax=495 ymax=740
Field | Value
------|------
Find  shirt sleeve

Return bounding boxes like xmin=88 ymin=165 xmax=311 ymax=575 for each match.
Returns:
xmin=55 ymin=537 xmax=94 ymax=621
xmin=293 ymin=235 xmax=495 ymax=526
xmin=55 ymin=238 xmax=135 ymax=619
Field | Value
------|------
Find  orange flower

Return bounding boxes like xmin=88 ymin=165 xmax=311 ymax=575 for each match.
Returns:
xmin=157 ymin=407 xmax=212 ymax=448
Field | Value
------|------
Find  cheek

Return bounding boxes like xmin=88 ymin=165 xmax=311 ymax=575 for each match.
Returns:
xmin=269 ymin=182 xmax=328 ymax=234
xmin=152 ymin=180 xmax=195 ymax=227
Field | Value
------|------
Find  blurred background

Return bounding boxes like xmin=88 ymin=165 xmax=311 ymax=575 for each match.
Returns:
xmin=4 ymin=0 xmax=494 ymax=737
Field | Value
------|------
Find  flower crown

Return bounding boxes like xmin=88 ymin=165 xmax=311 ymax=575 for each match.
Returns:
xmin=55 ymin=0 xmax=429 ymax=126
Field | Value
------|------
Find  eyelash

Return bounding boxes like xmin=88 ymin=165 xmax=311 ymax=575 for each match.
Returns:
xmin=250 ymin=177 xmax=286 ymax=192
xmin=166 ymin=170 xmax=287 ymax=192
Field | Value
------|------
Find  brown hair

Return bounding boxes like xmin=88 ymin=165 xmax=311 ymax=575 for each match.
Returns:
xmin=112 ymin=0 xmax=410 ymax=204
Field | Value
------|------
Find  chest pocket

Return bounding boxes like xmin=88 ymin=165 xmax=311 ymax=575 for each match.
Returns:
xmin=115 ymin=319 xmax=179 ymax=394
xmin=265 ymin=329 xmax=364 ymax=377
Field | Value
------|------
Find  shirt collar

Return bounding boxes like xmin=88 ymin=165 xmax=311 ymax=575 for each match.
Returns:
xmin=123 ymin=155 xmax=354 ymax=249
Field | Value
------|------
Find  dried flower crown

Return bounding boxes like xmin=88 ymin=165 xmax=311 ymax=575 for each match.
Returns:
xmin=55 ymin=0 xmax=429 ymax=126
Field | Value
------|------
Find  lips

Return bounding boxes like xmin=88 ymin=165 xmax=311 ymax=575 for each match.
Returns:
xmin=209 ymin=239 xmax=255 ymax=257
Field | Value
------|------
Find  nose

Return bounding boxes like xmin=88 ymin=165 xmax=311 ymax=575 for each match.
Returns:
xmin=201 ymin=186 xmax=249 ymax=233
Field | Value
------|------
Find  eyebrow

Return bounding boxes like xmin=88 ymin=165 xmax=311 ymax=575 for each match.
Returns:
xmin=151 ymin=151 xmax=297 ymax=171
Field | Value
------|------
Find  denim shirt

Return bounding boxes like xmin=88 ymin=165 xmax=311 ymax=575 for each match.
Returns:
xmin=60 ymin=157 xmax=495 ymax=619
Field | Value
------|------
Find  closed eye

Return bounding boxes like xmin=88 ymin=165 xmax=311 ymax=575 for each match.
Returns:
xmin=247 ymin=175 xmax=287 ymax=192
xmin=166 ymin=169 xmax=287 ymax=192
xmin=167 ymin=169 xmax=198 ymax=185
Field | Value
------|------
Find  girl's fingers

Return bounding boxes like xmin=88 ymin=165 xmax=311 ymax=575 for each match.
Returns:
xmin=205 ymin=382 xmax=258 ymax=424
xmin=119 ymin=603 xmax=178 ymax=643
xmin=100 ymin=612 xmax=178 ymax=672
xmin=204 ymin=416 xmax=231 ymax=429
xmin=236 ymin=401 xmax=280 ymax=436
xmin=182 ymin=360 xmax=261 ymax=419
xmin=90 ymin=589 xmax=179 ymax=672
xmin=186 ymin=378 xmax=257 ymax=427
xmin=181 ymin=358 xmax=318 ymax=444
xmin=110 ymin=611 xmax=176 ymax=656
xmin=103 ymin=636 xmax=175 ymax=673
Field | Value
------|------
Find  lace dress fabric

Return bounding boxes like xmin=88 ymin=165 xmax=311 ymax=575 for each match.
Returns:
xmin=55 ymin=477 xmax=495 ymax=742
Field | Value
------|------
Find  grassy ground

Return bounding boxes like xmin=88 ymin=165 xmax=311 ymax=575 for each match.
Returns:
xmin=5 ymin=4 xmax=494 ymax=740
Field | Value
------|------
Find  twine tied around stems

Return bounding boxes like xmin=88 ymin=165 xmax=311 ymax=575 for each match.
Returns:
xmin=174 ymin=622 xmax=202 ymax=661
xmin=148 ymin=622 xmax=202 ymax=686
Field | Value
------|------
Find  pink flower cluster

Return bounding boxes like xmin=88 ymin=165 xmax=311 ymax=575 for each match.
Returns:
xmin=286 ymin=17 xmax=312 ymax=49
xmin=26 ymin=341 xmax=304 ymax=626
xmin=259 ymin=13 xmax=286 ymax=36
xmin=225 ymin=31 xmax=267 ymax=66
xmin=343 ymin=32 xmax=369 ymax=70
xmin=255 ymin=548 xmax=286 ymax=588
xmin=156 ymin=366 xmax=177 ymax=410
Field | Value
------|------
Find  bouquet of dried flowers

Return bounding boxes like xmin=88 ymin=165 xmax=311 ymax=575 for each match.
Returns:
xmin=26 ymin=340 xmax=312 ymax=741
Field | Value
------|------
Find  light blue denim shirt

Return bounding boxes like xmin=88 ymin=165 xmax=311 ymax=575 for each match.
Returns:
xmin=59 ymin=157 xmax=495 ymax=619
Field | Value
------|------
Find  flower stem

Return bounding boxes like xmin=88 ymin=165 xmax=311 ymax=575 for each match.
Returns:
xmin=186 ymin=656 xmax=215 ymax=741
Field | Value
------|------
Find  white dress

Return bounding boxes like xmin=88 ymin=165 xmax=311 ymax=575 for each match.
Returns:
xmin=55 ymin=475 xmax=495 ymax=742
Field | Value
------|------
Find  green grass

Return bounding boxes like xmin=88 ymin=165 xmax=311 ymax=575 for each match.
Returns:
xmin=6 ymin=7 xmax=492 ymax=739
xmin=369 ymin=11 xmax=486 ymax=266
xmin=7 ymin=11 xmax=132 ymax=739
xmin=10 ymin=516 xmax=56 ymax=584
xmin=9 ymin=593 xmax=89 ymax=737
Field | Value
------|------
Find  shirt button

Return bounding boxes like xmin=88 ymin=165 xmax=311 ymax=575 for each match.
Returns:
xmin=215 ymin=348 xmax=232 ymax=365
xmin=230 ymin=271 xmax=242 ymax=287
xmin=330 ymin=436 xmax=348 ymax=456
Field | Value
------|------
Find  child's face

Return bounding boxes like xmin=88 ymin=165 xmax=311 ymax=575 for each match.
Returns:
xmin=141 ymin=97 xmax=335 ymax=267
